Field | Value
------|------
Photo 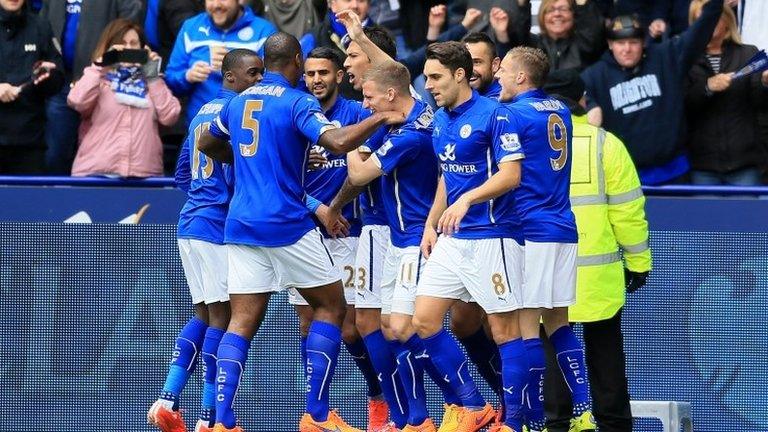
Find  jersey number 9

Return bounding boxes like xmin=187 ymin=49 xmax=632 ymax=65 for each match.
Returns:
xmin=239 ymin=100 xmax=264 ymax=157
xmin=547 ymin=113 xmax=568 ymax=171
xmin=192 ymin=122 xmax=214 ymax=180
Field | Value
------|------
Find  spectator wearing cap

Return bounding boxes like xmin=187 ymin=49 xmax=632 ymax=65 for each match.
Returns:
xmin=165 ymin=0 xmax=276 ymax=123
xmin=67 ymin=19 xmax=180 ymax=178
xmin=684 ymin=0 xmax=768 ymax=186
xmin=543 ymin=68 xmax=651 ymax=432
xmin=581 ymin=0 xmax=724 ymax=185
xmin=41 ymin=0 xmax=144 ymax=174
xmin=506 ymin=0 xmax=606 ymax=72
xmin=0 ymin=0 xmax=64 ymax=174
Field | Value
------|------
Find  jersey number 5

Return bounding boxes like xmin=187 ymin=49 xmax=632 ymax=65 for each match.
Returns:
xmin=192 ymin=122 xmax=214 ymax=180
xmin=239 ymin=100 xmax=264 ymax=157
xmin=547 ymin=113 xmax=568 ymax=171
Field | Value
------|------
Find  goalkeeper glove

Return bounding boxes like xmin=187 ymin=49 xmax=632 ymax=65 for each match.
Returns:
xmin=625 ymin=269 xmax=649 ymax=293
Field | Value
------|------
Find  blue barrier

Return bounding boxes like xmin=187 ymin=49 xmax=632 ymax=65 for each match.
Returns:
xmin=0 ymin=180 xmax=766 ymax=431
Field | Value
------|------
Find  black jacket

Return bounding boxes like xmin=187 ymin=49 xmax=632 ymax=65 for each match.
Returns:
xmin=41 ymin=0 xmax=143 ymax=80
xmin=685 ymin=42 xmax=768 ymax=173
xmin=0 ymin=6 xmax=64 ymax=147
xmin=510 ymin=0 xmax=606 ymax=72
xmin=155 ymin=0 xmax=202 ymax=64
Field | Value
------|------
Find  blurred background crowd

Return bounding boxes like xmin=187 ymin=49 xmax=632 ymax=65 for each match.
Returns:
xmin=0 ymin=0 xmax=766 ymax=185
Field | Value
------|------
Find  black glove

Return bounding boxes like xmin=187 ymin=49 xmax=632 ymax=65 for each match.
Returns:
xmin=625 ymin=269 xmax=649 ymax=293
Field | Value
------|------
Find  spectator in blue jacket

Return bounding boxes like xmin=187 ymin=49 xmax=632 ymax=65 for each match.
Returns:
xmin=165 ymin=0 xmax=276 ymax=122
xmin=581 ymin=0 xmax=724 ymax=185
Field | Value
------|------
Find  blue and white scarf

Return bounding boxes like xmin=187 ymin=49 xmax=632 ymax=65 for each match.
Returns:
xmin=106 ymin=66 xmax=148 ymax=108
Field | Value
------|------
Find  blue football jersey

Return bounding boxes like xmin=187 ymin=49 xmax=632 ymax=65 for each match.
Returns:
xmin=305 ymin=96 xmax=365 ymax=238
xmin=480 ymin=80 xmax=502 ymax=100
xmin=433 ymin=92 xmax=524 ymax=241
xmin=372 ymin=100 xmax=438 ymax=248
xmin=503 ymin=89 xmax=577 ymax=243
xmin=177 ymin=89 xmax=237 ymax=244
xmin=209 ymin=72 xmax=337 ymax=247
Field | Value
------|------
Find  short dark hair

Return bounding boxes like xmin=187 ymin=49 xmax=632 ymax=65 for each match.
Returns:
xmin=462 ymin=32 xmax=497 ymax=58
xmin=263 ymin=31 xmax=301 ymax=70
xmin=307 ymin=46 xmax=344 ymax=70
xmin=222 ymin=48 xmax=260 ymax=74
xmin=425 ymin=41 xmax=473 ymax=82
xmin=363 ymin=25 xmax=397 ymax=59
xmin=363 ymin=61 xmax=411 ymax=95
xmin=507 ymin=46 xmax=550 ymax=87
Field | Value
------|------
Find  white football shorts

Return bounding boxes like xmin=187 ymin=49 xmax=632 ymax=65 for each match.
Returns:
xmin=177 ymin=238 xmax=229 ymax=305
xmin=523 ymin=241 xmax=577 ymax=308
xmin=417 ymin=236 xmax=524 ymax=314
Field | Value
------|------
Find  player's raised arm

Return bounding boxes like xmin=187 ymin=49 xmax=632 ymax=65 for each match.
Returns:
xmin=335 ymin=9 xmax=392 ymax=66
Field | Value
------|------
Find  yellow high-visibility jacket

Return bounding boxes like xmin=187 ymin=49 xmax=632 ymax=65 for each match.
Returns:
xmin=568 ymin=114 xmax=652 ymax=322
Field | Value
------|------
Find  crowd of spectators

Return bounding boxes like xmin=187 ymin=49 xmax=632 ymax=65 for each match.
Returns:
xmin=0 ymin=0 xmax=766 ymax=185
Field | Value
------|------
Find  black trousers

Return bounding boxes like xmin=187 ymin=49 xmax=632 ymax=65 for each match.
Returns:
xmin=0 ymin=145 xmax=46 ymax=175
xmin=542 ymin=309 xmax=633 ymax=432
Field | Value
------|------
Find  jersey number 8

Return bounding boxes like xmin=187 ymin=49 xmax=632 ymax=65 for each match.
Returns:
xmin=239 ymin=100 xmax=264 ymax=157
xmin=547 ymin=113 xmax=568 ymax=171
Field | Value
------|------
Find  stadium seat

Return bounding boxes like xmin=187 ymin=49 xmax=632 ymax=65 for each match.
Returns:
xmin=630 ymin=400 xmax=693 ymax=432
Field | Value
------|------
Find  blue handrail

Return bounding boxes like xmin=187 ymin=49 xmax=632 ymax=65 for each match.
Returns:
xmin=0 ymin=176 xmax=176 ymax=188
xmin=1 ymin=176 xmax=767 ymax=196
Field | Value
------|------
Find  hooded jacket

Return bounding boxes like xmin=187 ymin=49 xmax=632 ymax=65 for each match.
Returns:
xmin=0 ymin=4 xmax=64 ymax=147
xmin=581 ymin=0 xmax=723 ymax=171
xmin=165 ymin=7 xmax=277 ymax=122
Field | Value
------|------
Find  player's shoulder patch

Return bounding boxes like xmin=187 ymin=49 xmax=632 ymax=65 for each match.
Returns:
xmin=376 ymin=140 xmax=394 ymax=157
xmin=500 ymin=133 xmax=521 ymax=152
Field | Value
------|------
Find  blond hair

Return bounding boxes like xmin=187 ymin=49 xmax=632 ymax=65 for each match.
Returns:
xmin=689 ymin=0 xmax=741 ymax=44
xmin=362 ymin=61 xmax=411 ymax=95
xmin=506 ymin=46 xmax=550 ymax=87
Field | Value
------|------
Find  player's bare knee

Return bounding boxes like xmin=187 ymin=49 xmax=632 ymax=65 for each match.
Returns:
xmin=487 ymin=311 xmax=521 ymax=345
xmin=193 ymin=303 xmax=209 ymax=324
xmin=449 ymin=313 xmax=482 ymax=339
xmin=208 ymin=301 xmax=231 ymax=330
xmin=412 ymin=312 xmax=440 ymax=339
xmin=341 ymin=315 xmax=360 ymax=344
xmin=542 ymin=307 xmax=569 ymax=336
xmin=389 ymin=315 xmax=415 ymax=342
xmin=355 ymin=309 xmax=381 ymax=337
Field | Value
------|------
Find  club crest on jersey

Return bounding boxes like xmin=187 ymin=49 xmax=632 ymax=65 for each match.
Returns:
xmin=500 ymin=133 xmax=521 ymax=152
xmin=377 ymin=140 xmax=394 ymax=157
xmin=438 ymin=143 xmax=456 ymax=162
xmin=238 ymin=27 xmax=254 ymax=41
xmin=459 ymin=124 xmax=472 ymax=139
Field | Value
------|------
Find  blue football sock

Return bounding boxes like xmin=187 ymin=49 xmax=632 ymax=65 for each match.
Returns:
xmin=523 ymin=338 xmax=547 ymax=430
xmin=201 ymin=326 xmax=225 ymax=421
xmin=406 ymin=333 xmax=462 ymax=406
xmin=306 ymin=321 xmax=342 ymax=422
xmin=549 ymin=326 xmax=592 ymax=415
xmin=458 ymin=327 xmax=503 ymax=395
xmin=363 ymin=331 xmax=409 ymax=428
xmin=161 ymin=316 xmax=207 ymax=409
xmin=344 ymin=338 xmax=383 ymax=398
xmin=301 ymin=335 xmax=308 ymax=380
xmin=499 ymin=338 xmax=529 ymax=430
xmin=215 ymin=332 xmax=251 ymax=428
xmin=423 ymin=329 xmax=485 ymax=408
xmin=397 ymin=335 xmax=429 ymax=425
